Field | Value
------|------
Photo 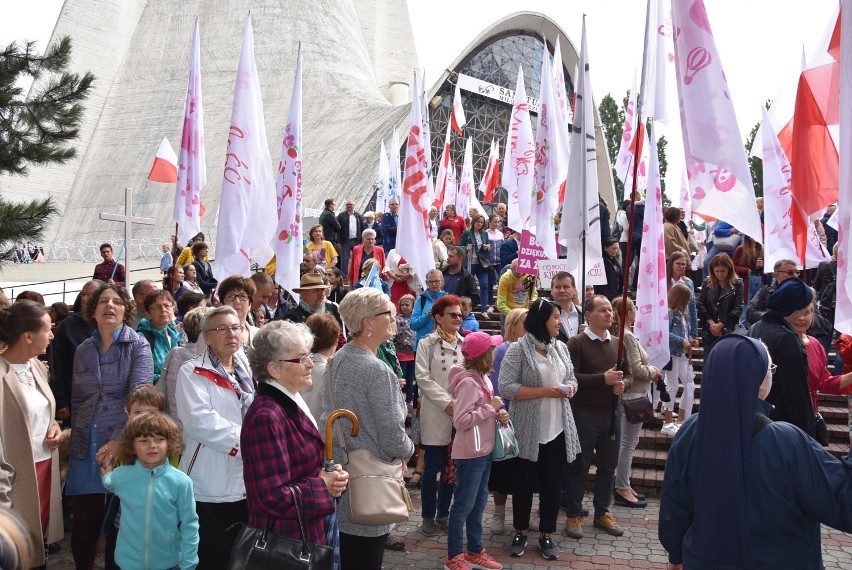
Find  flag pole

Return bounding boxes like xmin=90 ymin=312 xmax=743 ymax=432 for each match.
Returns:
xmin=616 ymin=0 xmax=652 ymax=364
xmin=168 ymin=223 xmax=180 ymax=294
xmin=612 ymin=0 xmax=653 ymax=440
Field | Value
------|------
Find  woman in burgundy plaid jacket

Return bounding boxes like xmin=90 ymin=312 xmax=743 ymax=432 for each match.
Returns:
xmin=242 ymin=321 xmax=349 ymax=545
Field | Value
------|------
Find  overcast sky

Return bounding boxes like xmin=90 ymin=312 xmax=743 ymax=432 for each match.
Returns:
xmin=2 ymin=0 xmax=839 ymax=197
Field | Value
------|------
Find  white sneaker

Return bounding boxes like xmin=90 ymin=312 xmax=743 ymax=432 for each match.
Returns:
xmin=491 ymin=505 xmax=505 ymax=535
xmin=661 ymin=423 xmax=679 ymax=436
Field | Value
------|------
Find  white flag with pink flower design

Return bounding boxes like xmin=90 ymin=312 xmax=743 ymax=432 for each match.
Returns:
xmin=635 ymin=125 xmax=670 ymax=368
xmin=174 ymin=18 xmax=206 ymax=244
xmin=672 ymin=0 xmax=762 ymax=242
xmin=214 ymin=15 xmax=277 ymax=281
xmin=531 ymin=43 xmax=567 ymax=260
xmin=502 ymin=66 xmax=535 ymax=232
xmin=272 ymin=45 xmax=304 ymax=295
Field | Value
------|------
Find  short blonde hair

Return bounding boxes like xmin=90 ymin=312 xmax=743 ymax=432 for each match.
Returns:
xmin=339 ymin=287 xmax=391 ymax=335
xmin=362 ymin=228 xmax=377 ymax=240
xmin=504 ymin=308 xmax=528 ymax=342
xmin=181 ymin=307 xmax=209 ymax=343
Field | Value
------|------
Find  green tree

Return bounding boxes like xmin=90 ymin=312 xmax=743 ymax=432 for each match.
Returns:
xmin=657 ymin=133 xmax=670 ymax=207
xmin=0 ymin=37 xmax=92 ymax=264
xmin=743 ymin=99 xmax=771 ymax=198
xmin=598 ymin=93 xmax=625 ymax=200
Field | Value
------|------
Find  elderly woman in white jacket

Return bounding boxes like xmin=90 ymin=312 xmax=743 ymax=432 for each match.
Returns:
xmin=177 ymin=306 xmax=255 ymax=569
xmin=414 ymin=294 xmax=465 ymax=537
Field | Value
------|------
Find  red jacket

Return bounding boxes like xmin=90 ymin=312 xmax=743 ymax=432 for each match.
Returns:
xmin=348 ymin=245 xmax=386 ymax=285
xmin=439 ymin=216 xmax=467 ymax=245
xmin=241 ymin=382 xmax=335 ymax=544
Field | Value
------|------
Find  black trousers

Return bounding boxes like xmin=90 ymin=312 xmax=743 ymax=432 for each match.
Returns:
xmin=511 ymin=432 xmax=566 ymax=534
xmin=196 ymin=499 xmax=248 ymax=570
xmin=340 ymin=532 xmax=387 ymax=570
xmin=565 ymin=406 xmax=621 ymax=518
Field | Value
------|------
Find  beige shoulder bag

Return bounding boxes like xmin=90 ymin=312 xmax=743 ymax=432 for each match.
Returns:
xmin=327 ymin=356 xmax=413 ymax=525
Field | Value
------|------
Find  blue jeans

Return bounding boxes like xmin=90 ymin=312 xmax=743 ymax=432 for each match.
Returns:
xmin=472 ymin=263 xmax=492 ymax=308
xmin=421 ymin=444 xmax=454 ymax=519
xmin=740 ymin=274 xmax=763 ymax=326
xmin=448 ymin=454 xmax=492 ymax=558
xmin=400 ymin=360 xmax=416 ymax=404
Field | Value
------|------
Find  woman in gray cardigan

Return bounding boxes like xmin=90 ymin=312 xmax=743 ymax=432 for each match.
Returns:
xmin=321 ymin=287 xmax=413 ymax=570
xmin=498 ymin=299 xmax=581 ymax=561
xmin=611 ymin=297 xmax=659 ymax=508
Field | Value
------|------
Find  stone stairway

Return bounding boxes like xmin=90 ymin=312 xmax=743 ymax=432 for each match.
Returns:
xmin=474 ymin=309 xmax=851 ymax=491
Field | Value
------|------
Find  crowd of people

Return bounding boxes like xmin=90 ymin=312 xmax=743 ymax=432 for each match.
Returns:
xmin=1 ymin=195 xmax=851 ymax=570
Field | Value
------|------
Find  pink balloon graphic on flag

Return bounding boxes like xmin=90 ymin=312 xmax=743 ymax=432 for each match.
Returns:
xmin=684 ymin=47 xmax=710 ymax=84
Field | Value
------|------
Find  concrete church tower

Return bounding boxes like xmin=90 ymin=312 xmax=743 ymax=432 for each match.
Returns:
xmin=1 ymin=0 xmax=420 ymax=246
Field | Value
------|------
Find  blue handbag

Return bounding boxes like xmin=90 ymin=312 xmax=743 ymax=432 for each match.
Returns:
xmin=492 ymin=420 xmax=519 ymax=461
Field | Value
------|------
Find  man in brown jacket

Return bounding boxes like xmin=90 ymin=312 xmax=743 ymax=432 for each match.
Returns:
xmin=564 ymin=295 xmax=632 ymax=540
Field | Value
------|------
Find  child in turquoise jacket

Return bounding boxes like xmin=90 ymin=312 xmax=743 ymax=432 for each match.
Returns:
xmin=102 ymin=412 xmax=199 ymax=570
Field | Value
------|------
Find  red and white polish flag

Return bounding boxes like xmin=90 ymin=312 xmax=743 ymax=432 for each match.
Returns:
xmin=149 ymin=137 xmax=178 ymax=184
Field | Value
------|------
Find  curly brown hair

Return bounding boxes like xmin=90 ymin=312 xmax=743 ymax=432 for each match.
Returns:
xmin=84 ymin=284 xmax=136 ymax=328
xmin=118 ymin=412 xmax=184 ymax=465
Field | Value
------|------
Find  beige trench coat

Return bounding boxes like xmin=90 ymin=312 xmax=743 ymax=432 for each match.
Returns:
xmin=415 ymin=332 xmax=463 ymax=446
xmin=0 ymin=357 xmax=64 ymax=567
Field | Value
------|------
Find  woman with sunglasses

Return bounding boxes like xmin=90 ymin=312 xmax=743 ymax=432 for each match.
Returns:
xmin=414 ymin=295 xmax=465 ymax=537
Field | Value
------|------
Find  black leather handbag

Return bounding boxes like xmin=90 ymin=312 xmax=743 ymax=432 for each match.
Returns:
xmin=623 ymin=396 xmax=655 ymax=424
xmin=226 ymin=485 xmax=333 ymax=570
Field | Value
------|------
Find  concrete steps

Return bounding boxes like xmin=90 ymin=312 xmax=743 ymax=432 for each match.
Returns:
xmin=472 ymin=305 xmax=850 ymax=492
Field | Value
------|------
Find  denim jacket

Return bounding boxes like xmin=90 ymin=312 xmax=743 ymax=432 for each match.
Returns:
xmin=669 ymin=310 xmax=690 ymax=357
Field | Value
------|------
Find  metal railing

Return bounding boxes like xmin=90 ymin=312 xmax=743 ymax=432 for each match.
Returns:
xmin=5 ymin=264 xmax=165 ymax=305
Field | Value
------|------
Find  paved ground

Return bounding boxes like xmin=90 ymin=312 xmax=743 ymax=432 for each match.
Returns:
xmin=47 ymin=489 xmax=852 ymax=569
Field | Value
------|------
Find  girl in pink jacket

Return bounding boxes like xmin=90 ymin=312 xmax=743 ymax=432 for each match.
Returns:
xmin=444 ymin=332 xmax=510 ymax=570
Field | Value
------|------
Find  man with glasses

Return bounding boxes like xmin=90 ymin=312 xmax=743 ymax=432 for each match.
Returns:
xmin=410 ymin=269 xmax=448 ymax=350
xmin=746 ymin=259 xmax=798 ymax=325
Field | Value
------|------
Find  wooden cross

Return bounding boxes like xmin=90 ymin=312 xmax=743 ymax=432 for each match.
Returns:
xmin=99 ymin=187 xmax=156 ymax=280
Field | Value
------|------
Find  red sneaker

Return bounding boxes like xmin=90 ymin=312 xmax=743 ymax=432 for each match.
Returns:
xmin=444 ymin=553 xmax=472 ymax=570
xmin=465 ymin=548 xmax=503 ymax=569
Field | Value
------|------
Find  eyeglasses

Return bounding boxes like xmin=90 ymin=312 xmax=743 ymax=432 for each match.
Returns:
xmin=224 ymin=294 xmax=250 ymax=303
xmin=373 ymin=310 xmax=393 ymax=318
xmin=425 ymin=279 xmax=442 ymax=285
xmin=149 ymin=303 xmax=174 ymax=312
xmin=206 ymin=325 xmax=242 ymax=336
xmin=444 ymin=312 xmax=464 ymax=319
xmin=769 ymin=363 xmax=777 ymax=374
xmin=279 ymin=354 xmax=314 ymax=366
